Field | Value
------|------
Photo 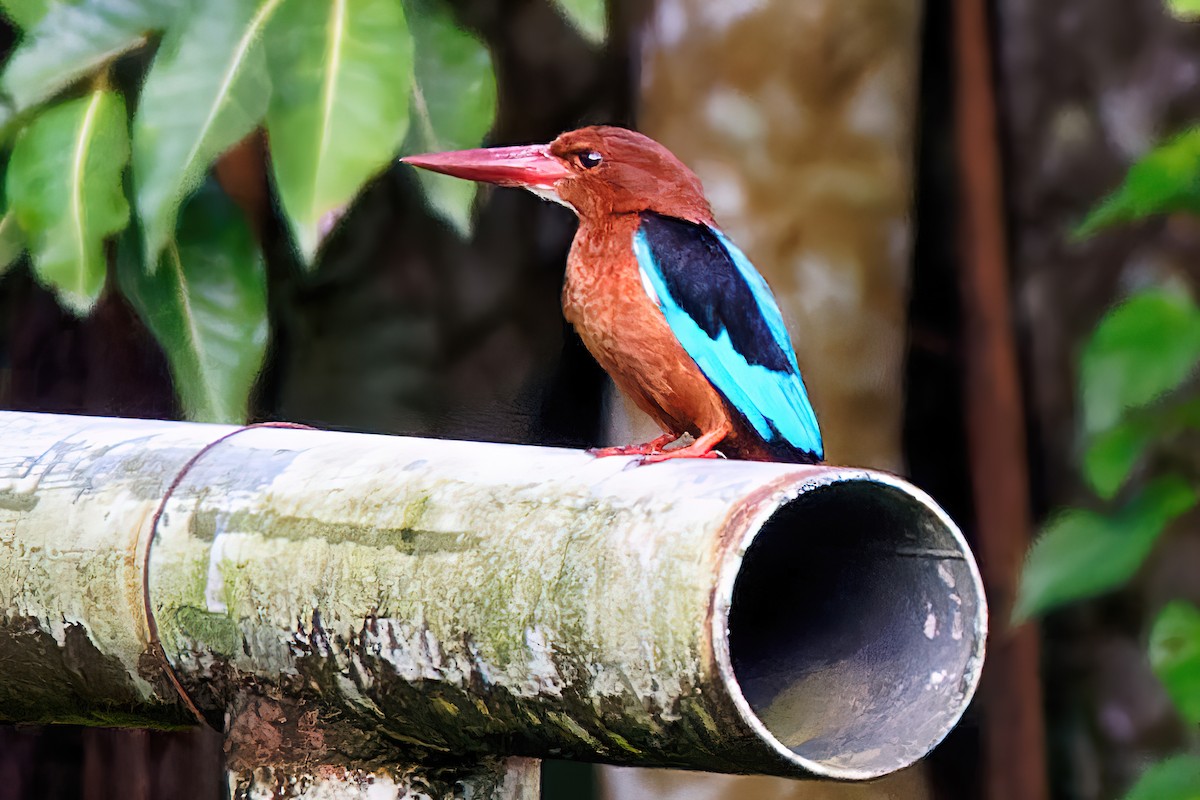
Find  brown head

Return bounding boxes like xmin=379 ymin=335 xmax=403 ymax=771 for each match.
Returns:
xmin=401 ymin=126 xmax=713 ymax=225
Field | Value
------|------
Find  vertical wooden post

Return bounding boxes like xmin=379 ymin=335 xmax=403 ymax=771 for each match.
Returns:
xmin=951 ymin=1 xmax=1049 ymax=799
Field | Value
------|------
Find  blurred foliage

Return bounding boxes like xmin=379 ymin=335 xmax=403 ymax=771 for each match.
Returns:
xmin=1080 ymin=291 xmax=1200 ymax=439
xmin=1016 ymin=288 xmax=1200 ymax=624
xmin=1015 ymin=475 xmax=1196 ymax=621
xmin=1018 ymin=11 xmax=1200 ymax=791
xmin=1167 ymin=0 xmax=1200 ymax=21
xmin=1079 ymin=291 xmax=1200 ymax=499
xmin=0 ymin=0 xmax=505 ymax=422
xmin=1151 ymin=601 xmax=1200 ymax=725
xmin=548 ymin=0 xmax=605 ymax=44
xmin=1076 ymin=128 xmax=1200 ymax=238
xmin=1122 ymin=755 xmax=1200 ymax=800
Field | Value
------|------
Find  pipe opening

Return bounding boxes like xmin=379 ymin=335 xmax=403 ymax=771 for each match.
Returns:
xmin=723 ymin=478 xmax=985 ymax=778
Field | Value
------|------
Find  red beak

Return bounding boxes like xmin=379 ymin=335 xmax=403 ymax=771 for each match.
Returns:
xmin=401 ymin=144 xmax=571 ymax=188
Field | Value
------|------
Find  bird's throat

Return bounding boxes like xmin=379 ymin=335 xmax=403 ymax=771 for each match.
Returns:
xmin=525 ymin=185 xmax=577 ymax=214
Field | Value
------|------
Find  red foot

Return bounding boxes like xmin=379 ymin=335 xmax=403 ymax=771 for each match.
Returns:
xmin=588 ymin=433 xmax=676 ymax=458
xmin=635 ymin=445 xmax=726 ymax=466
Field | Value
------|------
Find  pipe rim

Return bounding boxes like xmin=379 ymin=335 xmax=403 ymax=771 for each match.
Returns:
xmin=710 ymin=468 xmax=988 ymax=780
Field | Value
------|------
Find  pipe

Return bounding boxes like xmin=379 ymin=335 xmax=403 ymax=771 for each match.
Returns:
xmin=228 ymin=757 xmax=540 ymax=799
xmin=0 ymin=411 xmax=986 ymax=783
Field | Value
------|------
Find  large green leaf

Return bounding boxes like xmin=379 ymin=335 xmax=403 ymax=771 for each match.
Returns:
xmin=1 ymin=0 xmax=170 ymax=118
xmin=266 ymin=0 xmax=413 ymax=264
xmin=1150 ymin=601 xmax=1200 ymax=724
xmin=1122 ymin=755 xmax=1200 ymax=800
xmin=6 ymin=89 xmax=129 ymax=314
xmin=1014 ymin=475 xmax=1197 ymax=622
xmin=406 ymin=0 xmax=496 ymax=235
xmin=1077 ymin=128 xmax=1200 ymax=237
xmin=133 ymin=0 xmax=279 ymax=266
xmin=550 ymin=0 xmax=606 ymax=43
xmin=0 ymin=0 xmax=50 ymax=29
xmin=117 ymin=182 xmax=267 ymax=424
xmin=1081 ymin=290 xmax=1200 ymax=435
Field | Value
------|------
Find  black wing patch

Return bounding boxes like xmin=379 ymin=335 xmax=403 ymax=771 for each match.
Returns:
xmin=637 ymin=212 xmax=792 ymax=372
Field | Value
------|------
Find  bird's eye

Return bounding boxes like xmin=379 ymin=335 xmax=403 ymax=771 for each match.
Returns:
xmin=576 ymin=150 xmax=603 ymax=169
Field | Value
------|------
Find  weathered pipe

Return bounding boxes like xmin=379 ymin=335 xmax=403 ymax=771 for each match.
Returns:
xmin=0 ymin=411 xmax=985 ymax=783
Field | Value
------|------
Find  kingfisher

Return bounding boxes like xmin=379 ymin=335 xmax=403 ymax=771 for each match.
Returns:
xmin=403 ymin=126 xmax=822 ymax=465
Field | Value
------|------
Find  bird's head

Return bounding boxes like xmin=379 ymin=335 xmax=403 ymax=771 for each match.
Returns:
xmin=402 ymin=126 xmax=713 ymax=225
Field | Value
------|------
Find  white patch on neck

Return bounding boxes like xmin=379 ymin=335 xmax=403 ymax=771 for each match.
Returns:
xmin=526 ymin=185 xmax=577 ymax=215
xmin=638 ymin=264 xmax=661 ymax=307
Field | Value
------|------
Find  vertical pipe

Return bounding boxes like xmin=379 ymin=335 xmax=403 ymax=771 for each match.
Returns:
xmin=951 ymin=1 xmax=1048 ymax=799
xmin=228 ymin=757 xmax=540 ymax=800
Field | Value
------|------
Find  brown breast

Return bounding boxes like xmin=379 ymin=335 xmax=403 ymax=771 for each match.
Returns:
xmin=561 ymin=215 xmax=729 ymax=436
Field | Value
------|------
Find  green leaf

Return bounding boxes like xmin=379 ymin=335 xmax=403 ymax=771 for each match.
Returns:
xmin=1077 ymin=128 xmax=1200 ymax=237
xmin=406 ymin=0 xmax=496 ymax=235
xmin=549 ymin=0 xmax=606 ymax=44
xmin=0 ymin=154 xmax=24 ymax=277
xmin=1150 ymin=601 xmax=1200 ymax=724
xmin=1085 ymin=418 xmax=1159 ymax=500
xmin=1 ymin=0 xmax=169 ymax=117
xmin=1085 ymin=399 xmax=1200 ymax=499
xmin=265 ymin=0 xmax=413 ymax=264
xmin=0 ymin=0 xmax=50 ymax=29
xmin=132 ymin=0 xmax=279 ymax=266
xmin=1167 ymin=0 xmax=1200 ymax=21
xmin=0 ymin=212 xmax=24 ymax=277
xmin=1014 ymin=475 xmax=1198 ymax=623
xmin=1122 ymin=755 xmax=1200 ymax=800
xmin=117 ymin=182 xmax=267 ymax=424
xmin=1081 ymin=289 xmax=1200 ymax=435
xmin=6 ymin=89 xmax=130 ymax=314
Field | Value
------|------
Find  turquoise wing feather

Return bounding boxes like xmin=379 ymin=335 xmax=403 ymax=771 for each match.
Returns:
xmin=633 ymin=212 xmax=823 ymax=460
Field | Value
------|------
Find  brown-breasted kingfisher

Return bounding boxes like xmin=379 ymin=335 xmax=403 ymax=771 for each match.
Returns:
xmin=403 ymin=126 xmax=822 ymax=465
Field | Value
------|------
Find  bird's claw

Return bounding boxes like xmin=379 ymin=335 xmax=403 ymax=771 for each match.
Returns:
xmin=625 ymin=449 xmax=725 ymax=468
xmin=587 ymin=445 xmax=650 ymax=458
xmin=588 ymin=434 xmax=677 ymax=458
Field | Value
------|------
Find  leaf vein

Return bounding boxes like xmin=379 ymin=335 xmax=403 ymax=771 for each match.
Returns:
xmin=178 ymin=0 xmax=283 ymax=198
xmin=69 ymin=89 xmax=105 ymax=298
xmin=167 ymin=241 xmax=221 ymax=419
xmin=314 ymin=0 xmax=347 ymax=217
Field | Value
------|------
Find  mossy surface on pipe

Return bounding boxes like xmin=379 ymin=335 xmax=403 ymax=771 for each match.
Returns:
xmin=0 ymin=412 xmax=230 ymax=726
xmin=147 ymin=425 xmax=984 ymax=779
xmin=0 ymin=412 xmax=986 ymax=781
xmin=150 ymin=427 xmax=770 ymax=772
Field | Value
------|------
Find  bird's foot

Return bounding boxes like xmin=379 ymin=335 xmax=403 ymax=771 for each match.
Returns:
xmin=628 ymin=423 xmax=731 ymax=466
xmin=587 ymin=434 xmax=676 ymax=458
xmin=634 ymin=444 xmax=726 ymax=466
